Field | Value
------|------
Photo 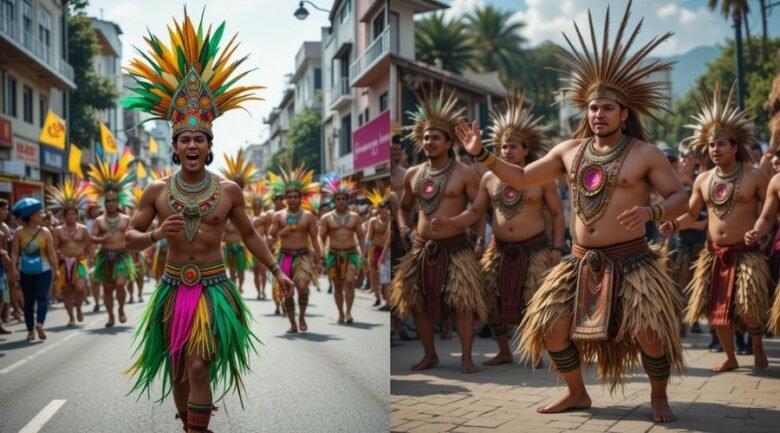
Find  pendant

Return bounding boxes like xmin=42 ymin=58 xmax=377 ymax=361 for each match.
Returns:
xmin=495 ymin=182 xmax=524 ymax=219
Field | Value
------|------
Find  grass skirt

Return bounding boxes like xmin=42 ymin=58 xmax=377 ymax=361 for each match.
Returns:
xmin=516 ymin=248 xmax=684 ymax=392
xmin=92 ymin=250 xmax=137 ymax=283
xmin=224 ymin=242 xmax=252 ymax=271
xmin=481 ymin=241 xmax=549 ymax=323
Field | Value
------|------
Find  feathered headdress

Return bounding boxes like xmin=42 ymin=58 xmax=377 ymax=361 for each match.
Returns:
xmin=86 ymin=150 xmax=136 ymax=207
xmin=554 ymin=0 xmax=673 ymax=137
xmin=150 ymin=167 xmax=174 ymax=181
xmin=246 ymin=180 xmax=271 ymax=208
xmin=121 ymin=8 xmax=264 ymax=138
xmin=268 ymin=162 xmax=319 ymax=198
xmin=406 ymin=84 xmax=465 ymax=151
xmin=302 ymin=193 xmax=322 ymax=214
xmin=220 ymin=149 xmax=259 ymax=189
xmin=321 ymin=174 xmax=358 ymax=198
xmin=46 ymin=175 xmax=90 ymax=215
xmin=365 ymin=186 xmax=391 ymax=208
xmin=486 ymin=91 xmax=550 ymax=161
xmin=131 ymin=185 xmax=144 ymax=208
xmin=683 ymin=81 xmax=756 ymax=163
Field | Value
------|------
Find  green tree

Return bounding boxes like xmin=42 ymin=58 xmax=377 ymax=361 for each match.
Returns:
xmin=284 ymin=108 xmax=322 ymax=176
xmin=68 ymin=3 xmax=118 ymax=151
xmin=518 ymin=42 xmax=565 ymax=137
xmin=465 ymin=5 xmax=526 ymax=82
xmin=415 ymin=12 xmax=473 ymax=74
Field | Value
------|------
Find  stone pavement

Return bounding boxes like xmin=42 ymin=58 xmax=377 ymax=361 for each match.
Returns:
xmin=391 ymin=327 xmax=780 ymax=433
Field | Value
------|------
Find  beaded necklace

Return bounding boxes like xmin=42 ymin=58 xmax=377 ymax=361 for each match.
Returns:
xmin=333 ymin=211 xmax=350 ymax=227
xmin=708 ymin=162 xmax=743 ymax=218
xmin=414 ymin=157 xmax=455 ymax=215
xmin=166 ymin=171 xmax=221 ymax=242
xmin=571 ymin=135 xmax=633 ymax=226
xmin=106 ymin=214 xmax=121 ymax=235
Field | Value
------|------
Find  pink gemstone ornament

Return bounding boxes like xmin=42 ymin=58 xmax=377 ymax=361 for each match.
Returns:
xmin=583 ymin=166 xmax=605 ymax=191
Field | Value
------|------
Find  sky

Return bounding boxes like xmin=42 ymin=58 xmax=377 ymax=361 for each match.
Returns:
xmin=85 ymin=0 xmax=332 ymax=171
xmin=442 ymin=0 xmax=780 ymax=57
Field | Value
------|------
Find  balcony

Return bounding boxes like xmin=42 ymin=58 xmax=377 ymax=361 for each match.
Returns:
xmin=0 ymin=14 xmax=76 ymax=90
xmin=350 ymin=27 xmax=391 ymax=87
xmin=329 ymin=76 xmax=353 ymax=111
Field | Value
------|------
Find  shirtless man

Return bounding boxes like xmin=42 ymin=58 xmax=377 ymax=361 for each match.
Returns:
xmin=391 ymin=86 xmax=487 ymax=374
xmin=459 ymin=3 xmax=687 ymax=421
xmin=223 ymin=220 xmax=249 ymax=293
xmin=270 ymin=193 xmax=286 ymax=315
xmin=667 ymin=84 xmax=772 ymax=373
xmin=251 ymin=197 xmax=271 ymax=300
xmin=53 ymin=207 xmax=93 ymax=326
xmin=434 ymin=95 xmax=565 ymax=366
xmin=319 ymin=179 xmax=363 ymax=323
xmin=269 ymin=173 xmax=322 ymax=333
xmin=365 ymin=196 xmax=390 ymax=308
xmin=84 ymin=203 xmax=102 ymax=311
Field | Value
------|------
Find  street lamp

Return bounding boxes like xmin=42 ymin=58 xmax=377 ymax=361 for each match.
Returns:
xmin=294 ymin=1 xmax=330 ymax=21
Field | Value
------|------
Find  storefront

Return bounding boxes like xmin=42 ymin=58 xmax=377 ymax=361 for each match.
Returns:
xmin=352 ymin=110 xmax=390 ymax=189
xmin=40 ymin=143 xmax=67 ymax=187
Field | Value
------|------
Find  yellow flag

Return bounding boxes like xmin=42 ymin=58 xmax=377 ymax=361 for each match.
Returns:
xmin=149 ymin=136 xmax=158 ymax=154
xmin=68 ymin=143 xmax=84 ymax=178
xmin=39 ymin=110 xmax=66 ymax=149
xmin=99 ymin=121 xmax=118 ymax=154
xmin=137 ymin=161 xmax=148 ymax=179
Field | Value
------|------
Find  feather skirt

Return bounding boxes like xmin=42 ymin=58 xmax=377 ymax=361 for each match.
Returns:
xmin=480 ymin=242 xmax=549 ymax=322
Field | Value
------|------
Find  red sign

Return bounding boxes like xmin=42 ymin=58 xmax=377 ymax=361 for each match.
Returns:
xmin=13 ymin=181 xmax=43 ymax=203
xmin=352 ymin=110 xmax=390 ymax=171
xmin=13 ymin=138 xmax=40 ymax=167
xmin=0 ymin=116 xmax=11 ymax=148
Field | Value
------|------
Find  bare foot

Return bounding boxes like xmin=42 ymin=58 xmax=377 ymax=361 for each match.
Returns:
xmin=337 ymin=312 xmax=345 ymax=324
xmin=67 ymin=320 xmax=76 ymax=328
xmin=119 ymin=311 xmax=127 ymax=324
xmin=482 ymin=352 xmax=513 ymax=366
xmin=537 ymin=392 xmax=592 ymax=414
xmin=710 ymin=357 xmax=738 ymax=373
xmin=345 ymin=314 xmax=353 ymax=324
xmin=651 ymin=396 xmax=677 ymax=423
xmin=462 ymin=358 xmax=479 ymax=374
xmin=299 ymin=317 xmax=308 ymax=332
xmin=35 ymin=324 xmax=46 ymax=340
xmin=76 ymin=308 xmax=84 ymax=322
xmin=105 ymin=318 xmax=115 ymax=328
xmin=411 ymin=355 xmax=439 ymax=371
xmin=753 ymin=348 xmax=768 ymax=370
xmin=286 ymin=325 xmax=298 ymax=334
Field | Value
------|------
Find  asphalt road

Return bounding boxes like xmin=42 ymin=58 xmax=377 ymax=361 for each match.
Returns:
xmin=0 ymin=273 xmax=389 ymax=433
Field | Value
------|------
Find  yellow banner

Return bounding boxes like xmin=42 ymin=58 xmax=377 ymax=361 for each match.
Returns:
xmin=99 ymin=121 xmax=118 ymax=154
xmin=149 ymin=136 xmax=158 ymax=154
xmin=68 ymin=143 xmax=84 ymax=178
xmin=137 ymin=161 xmax=148 ymax=179
xmin=39 ymin=110 xmax=66 ymax=149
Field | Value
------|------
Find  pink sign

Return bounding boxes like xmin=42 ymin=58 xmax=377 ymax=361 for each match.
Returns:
xmin=353 ymin=110 xmax=390 ymax=171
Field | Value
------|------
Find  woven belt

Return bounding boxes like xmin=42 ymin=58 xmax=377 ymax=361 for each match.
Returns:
xmin=162 ymin=262 xmax=228 ymax=286
xmin=280 ymin=248 xmax=310 ymax=257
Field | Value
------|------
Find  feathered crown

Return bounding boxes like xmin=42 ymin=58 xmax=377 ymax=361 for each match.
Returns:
xmin=554 ymin=0 xmax=673 ymax=134
xmin=131 ymin=185 xmax=144 ymax=208
xmin=321 ymin=174 xmax=357 ymax=198
xmin=683 ymin=81 xmax=756 ymax=163
xmin=486 ymin=91 xmax=550 ymax=161
xmin=301 ymin=193 xmax=322 ymax=214
xmin=150 ymin=167 xmax=174 ymax=181
xmin=86 ymin=150 xmax=136 ymax=207
xmin=406 ymin=84 xmax=465 ymax=151
xmin=365 ymin=186 xmax=391 ymax=208
xmin=220 ymin=149 xmax=259 ymax=189
xmin=268 ymin=162 xmax=319 ymax=198
xmin=246 ymin=180 xmax=271 ymax=207
xmin=46 ymin=175 xmax=90 ymax=215
xmin=121 ymin=8 xmax=264 ymax=138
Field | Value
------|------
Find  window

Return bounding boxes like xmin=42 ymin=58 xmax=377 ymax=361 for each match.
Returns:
xmin=338 ymin=0 xmax=351 ymax=24
xmin=363 ymin=108 xmax=369 ymax=124
xmin=379 ymin=92 xmax=388 ymax=112
xmin=1 ymin=0 xmax=15 ymax=38
xmin=372 ymin=9 xmax=385 ymax=40
xmin=39 ymin=94 xmax=47 ymax=127
xmin=38 ymin=7 xmax=51 ymax=62
xmin=314 ymin=68 xmax=322 ymax=90
xmin=22 ymin=85 xmax=32 ymax=123
xmin=22 ymin=0 xmax=32 ymax=47
xmin=3 ymin=73 xmax=17 ymax=118
xmin=339 ymin=114 xmax=352 ymax=155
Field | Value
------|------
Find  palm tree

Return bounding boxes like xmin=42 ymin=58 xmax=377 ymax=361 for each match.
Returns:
xmin=465 ymin=5 xmax=526 ymax=82
xmin=415 ymin=12 xmax=473 ymax=74
xmin=707 ymin=0 xmax=750 ymax=108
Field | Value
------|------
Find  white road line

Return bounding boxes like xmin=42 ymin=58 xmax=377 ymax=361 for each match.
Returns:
xmin=0 ymin=332 xmax=79 ymax=375
xmin=18 ymin=399 xmax=66 ymax=433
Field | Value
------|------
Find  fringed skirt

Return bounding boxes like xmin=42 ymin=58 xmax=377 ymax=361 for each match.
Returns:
xmin=390 ymin=234 xmax=487 ymax=322
xmin=481 ymin=235 xmax=549 ymax=324
xmin=224 ymin=242 xmax=252 ymax=271
xmin=517 ymin=240 xmax=684 ymax=392
xmin=93 ymin=250 xmax=137 ymax=283
xmin=325 ymin=247 xmax=361 ymax=280
xmin=125 ymin=262 xmax=258 ymax=405
xmin=685 ymin=245 xmax=771 ymax=328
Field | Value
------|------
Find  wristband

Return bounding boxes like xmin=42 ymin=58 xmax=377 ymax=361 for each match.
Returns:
xmin=144 ymin=229 xmax=155 ymax=247
xmin=269 ymin=263 xmax=281 ymax=274
xmin=671 ymin=220 xmax=679 ymax=232
xmin=647 ymin=204 xmax=665 ymax=221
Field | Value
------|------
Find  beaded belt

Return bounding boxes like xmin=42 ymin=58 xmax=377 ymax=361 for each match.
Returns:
xmin=162 ymin=262 xmax=228 ymax=286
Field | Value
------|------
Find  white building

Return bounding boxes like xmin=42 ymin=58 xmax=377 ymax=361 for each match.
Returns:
xmin=91 ymin=17 xmax=124 ymax=159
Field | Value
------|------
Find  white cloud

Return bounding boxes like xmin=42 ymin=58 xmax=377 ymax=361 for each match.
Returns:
xmin=86 ymin=0 xmax=331 ymax=171
xmin=443 ymin=0 xmax=485 ymax=20
xmin=511 ymin=0 xmax=728 ymax=57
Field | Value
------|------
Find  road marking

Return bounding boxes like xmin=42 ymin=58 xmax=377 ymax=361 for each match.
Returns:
xmin=18 ymin=399 xmax=66 ymax=433
xmin=0 ymin=332 xmax=79 ymax=375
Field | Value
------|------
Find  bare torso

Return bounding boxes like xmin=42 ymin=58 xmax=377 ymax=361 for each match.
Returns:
xmin=700 ymin=166 xmax=764 ymax=245
xmin=55 ymin=223 xmax=90 ymax=257
xmin=274 ymin=208 xmax=317 ymax=251
xmin=485 ymin=173 xmax=548 ymax=241
xmin=322 ymin=211 xmax=360 ymax=250
xmin=369 ymin=216 xmax=389 ymax=246
xmin=93 ymin=214 xmax=131 ymax=251
xmin=407 ymin=161 xmax=473 ymax=240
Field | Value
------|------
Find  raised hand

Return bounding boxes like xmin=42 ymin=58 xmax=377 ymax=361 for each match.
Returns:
xmin=455 ymin=118 xmax=482 ymax=156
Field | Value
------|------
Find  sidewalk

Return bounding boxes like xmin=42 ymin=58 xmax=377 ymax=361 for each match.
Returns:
xmin=391 ymin=328 xmax=780 ymax=433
